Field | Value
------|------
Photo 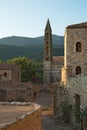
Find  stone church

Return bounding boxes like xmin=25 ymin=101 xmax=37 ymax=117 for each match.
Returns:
xmin=43 ymin=20 xmax=87 ymax=128
xmin=43 ymin=19 xmax=64 ymax=84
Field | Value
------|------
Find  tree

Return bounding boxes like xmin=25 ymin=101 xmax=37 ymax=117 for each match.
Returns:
xmin=7 ymin=56 xmax=43 ymax=82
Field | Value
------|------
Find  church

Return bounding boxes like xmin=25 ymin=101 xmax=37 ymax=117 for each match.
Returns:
xmin=43 ymin=20 xmax=87 ymax=129
xmin=43 ymin=19 xmax=63 ymax=84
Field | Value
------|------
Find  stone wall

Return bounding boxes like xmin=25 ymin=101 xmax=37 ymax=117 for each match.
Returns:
xmin=0 ymin=70 xmax=12 ymax=81
xmin=1 ymin=109 xmax=42 ymax=130
xmin=0 ymin=102 xmax=42 ymax=130
xmin=67 ymin=74 xmax=87 ymax=109
xmin=61 ymin=67 xmax=67 ymax=84
xmin=43 ymin=60 xmax=63 ymax=84
xmin=55 ymin=24 xmax=87 ymax=128
xmin=63 ymin=25 xmax=87 ymax=126
xmin=43 ymin=61 xmax=52 ymax=84
xmin=0 ymin=87 xmax=34 ymax=102
xmin=54 ymin=83 xmax=68 ymax=116
xmin=52 ymin=56 xmax=64 ymax=82
xmin=64 ymin=27 xmax=87 ymax=78
xmin=0 ymin=64 xmax=21 ymax=88
xmin=52 ymin=65 xmax=62 ymax=82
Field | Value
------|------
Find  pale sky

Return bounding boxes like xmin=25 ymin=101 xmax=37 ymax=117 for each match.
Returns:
xmin=0 ymin=0 xmax=87 ymax=38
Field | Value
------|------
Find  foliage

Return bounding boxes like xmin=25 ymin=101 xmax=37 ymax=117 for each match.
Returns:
xmin=83 ymin=108 xmax=87 ymax=127
xmin=16 ymin=97 xmax=25 ymax=102
xmin=74 ymin=102 xmax=80 ymax=123
xmin=61 ymin=102 xmax=72 ymax=123
xmin=0 ymin=60 xmax=3 ymax=63
xmin=0 ymin=35 xmax=64 ymax=61
xmin=7 ymin=56 xmax=43 ymax=82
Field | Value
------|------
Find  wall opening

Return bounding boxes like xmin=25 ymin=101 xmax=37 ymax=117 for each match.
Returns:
xmin=76 ymin=66 xmax=81 ymax=75
xmin=75 ymin=94 xmax=80 ymax=123
xmin=76 ymin=42 xmax=81 ymax=52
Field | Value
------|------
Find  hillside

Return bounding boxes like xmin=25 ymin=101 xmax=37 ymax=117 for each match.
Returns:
xmin=0 ymin=35 xmax=64 ymax=61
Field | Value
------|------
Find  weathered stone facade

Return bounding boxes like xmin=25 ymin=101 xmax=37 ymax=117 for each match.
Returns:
xmin=43 ymin=20 xmax=64 ymax=84
xmin=0 ymin=64 xmax=34 ymax=102
xmin=0 ymin=85 xmax=34 ymax=102
xmin=43 ymin=19 xmax=53 ymax=84
xmin=52 ymin=56 xmax=64 ymax=82
xmin=64 ymin=24 xmax=87 ymax=79
xmin=63 ymin=23 xmax=87 ymax=113
xmin=0 ymin=64 xmax=21 ymax=85
xmin=55 ymin=22 xmax=87 ymax=129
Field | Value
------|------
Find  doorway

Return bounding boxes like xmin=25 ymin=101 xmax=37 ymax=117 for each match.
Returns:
xmin=75 ymin=94 xmax=80 ymax=123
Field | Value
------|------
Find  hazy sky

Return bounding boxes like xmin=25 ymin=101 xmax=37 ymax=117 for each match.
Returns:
xmin=0 ymin=0 xmax=87 ymax=38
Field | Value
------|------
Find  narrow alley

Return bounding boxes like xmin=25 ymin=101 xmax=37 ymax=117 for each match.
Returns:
xmin=36 ymin=89 xmax=71 ymax=130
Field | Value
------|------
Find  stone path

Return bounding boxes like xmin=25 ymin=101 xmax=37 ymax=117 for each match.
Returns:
xmin=42 ymin=115 xmax=70 ymax=130
xmin=36 ymin=89 xmax=71 ymax=130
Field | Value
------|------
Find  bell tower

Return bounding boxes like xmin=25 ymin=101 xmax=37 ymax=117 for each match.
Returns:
xmin=44 ymin=19 xmax=52 ymax=61
xmin=43 ymin=19 xmax=53 ymax=84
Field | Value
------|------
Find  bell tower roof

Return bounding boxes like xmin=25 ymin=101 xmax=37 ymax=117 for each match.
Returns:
xmin=45 ymin=19 xmax=52 ymax=31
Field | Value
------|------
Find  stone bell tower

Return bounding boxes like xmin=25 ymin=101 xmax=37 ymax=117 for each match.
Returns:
xmin=43 ymin=19 xmax=53 ymax=84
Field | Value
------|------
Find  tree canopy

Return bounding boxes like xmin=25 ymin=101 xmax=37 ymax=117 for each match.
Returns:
xmin=6 ymin=56 xmax=43 ymax=82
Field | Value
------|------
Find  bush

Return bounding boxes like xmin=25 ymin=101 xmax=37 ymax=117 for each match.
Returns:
xmin=61 ymin=102 xmax=72 ymax=123
xmin=16 ymin=97 xmax=25 ymax=102
xmin=83 ymin=108 xmax=87 ymax=127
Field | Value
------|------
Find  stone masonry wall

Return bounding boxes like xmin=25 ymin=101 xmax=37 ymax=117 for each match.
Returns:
xmin=0 ymin=103 xmax=42 ymax=130
xmin=0 ymin=87 xmax=34 ymax=102
xmin=55 ymin=25 xmax=87 ymax=128
xmin=43 ymin=61 xmax=52 ymax=84
xmin=52 ymin=65 xmax=62 ymax=82
xmin=67 ymin=74 xmax=87 ymax=110
xmin=64 ymin=28 xmax=87 ymax=76
xmin=54 ymin=82 xmax=68 ymax=117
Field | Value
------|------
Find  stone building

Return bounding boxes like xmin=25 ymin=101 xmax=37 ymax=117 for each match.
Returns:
xmin=0 ymin=64 xmax=21 ymax=86
xmin=0 ymin=64 xmax=34 ymax=102
xmin=54 ymin=22 xmax=87 ymax=129
xmin=52 ymin=56 xmax=64 ymax=82
xmin=43 ymin=19 xmax=64 ymax=84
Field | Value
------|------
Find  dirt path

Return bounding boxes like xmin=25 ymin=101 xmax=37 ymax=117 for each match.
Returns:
xmin=36 ymin=89 xmax=71 ymax=130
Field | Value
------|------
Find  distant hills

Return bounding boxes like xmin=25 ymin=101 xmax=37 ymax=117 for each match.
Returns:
xmin=0 ymin=35 xmax=64 ymax=61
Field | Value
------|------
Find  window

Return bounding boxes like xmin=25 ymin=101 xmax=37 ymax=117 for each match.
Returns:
xmin=18 ymin=72 xmax=19 ymax=77
xmin=46 ymin=41 xmax=48 ymax=47
xmin=76 ymin=66 xmax=81 ymax=75
xmin=4 ymin=72 xmax=7 ymax=77
xmin=75 ymin=94 xmax=80 ymax=122
xmin=76 ymin=42 xmax=81 ymax=52
xmin=46 ymin=57 xmax=48 ymax=61
xmin=0 ymin=75 xmax=1 ymax=80
xmin=46 ymin=47 xmax=48 ymax=55
xmin=46 ymin=33 xmax=48 ymax=39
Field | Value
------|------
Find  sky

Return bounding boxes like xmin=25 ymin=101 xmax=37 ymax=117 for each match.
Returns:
xmin=0 ymin=0 xmax=87 ymax=38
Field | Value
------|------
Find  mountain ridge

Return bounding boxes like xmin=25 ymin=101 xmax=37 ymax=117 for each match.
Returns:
xmin=0 ymin=34 xmax=64 ymax=46
xmin=0 ymin=35 xmax=64 ymax=61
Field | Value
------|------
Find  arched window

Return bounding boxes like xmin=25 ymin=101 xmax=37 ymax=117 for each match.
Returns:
xmin=45 ymin=33 xmax=49 ymax=39
xmin=46 ymin=57 xmax=48 ymax=61
xmin=76 ymin=42 xmax=81 ymax=52
xmin=46 ymin=33 xmax=49 ymax=39
xmin=46 ymin=41 xmax=48 ymax=46
xmin=4 ymin=72 xmax=7 ymax=77
xmin=76 ymin=66 xmax=81 ymax=75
